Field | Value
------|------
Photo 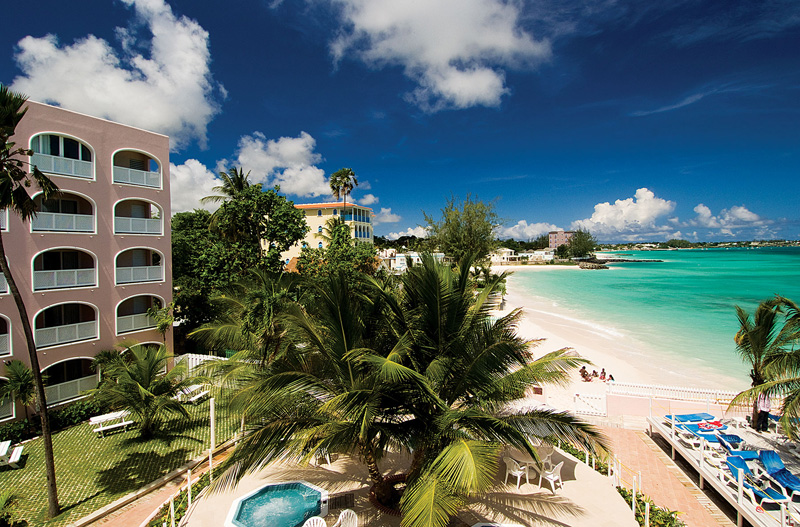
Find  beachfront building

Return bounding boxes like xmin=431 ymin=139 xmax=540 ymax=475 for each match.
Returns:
xmin=549 ymin=230 xmax=575 ymax=249
xmin=490 ymin=248 xmax=520 ymax=264
xmin=519 ymin=249 xmax=555 ymax=262
xmin=379 ymin=250 xmax=446 ymax=273
xmin=0 ymin=101 xmax=172 ymax=420
xmin=280 ymin=202 xmax=374 ymax=262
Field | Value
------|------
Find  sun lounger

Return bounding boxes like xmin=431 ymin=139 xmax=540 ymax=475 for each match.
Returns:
xmin=675 ymin=425 xmax=723 ymax=450
xmin=724 ymin=455 xmax=791 ymax=509
xmin=188 ymin=390 xmax=210 ymax=405
xmin=717 ymin=434 xmax=759 ymax=461
xmin=664 ymin=412 xmax=716 ymax=424
xmin=759 ymin=450 xmax=800 ymax=500
xmin=4 ymin=446 xmax=23 ymax=469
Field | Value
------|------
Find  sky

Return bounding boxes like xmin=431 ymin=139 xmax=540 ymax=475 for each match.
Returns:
xmin=1 ymin=0 xmax=799 ymax=242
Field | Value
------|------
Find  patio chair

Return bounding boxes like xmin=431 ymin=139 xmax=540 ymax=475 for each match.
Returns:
xmin=759 ymin=450 xmax=800 ymax=500
xmin=332 ymin=509 xmax=357 ymax=527
xmin=315 ymin=447 xmax=332 ymax=465
xmin=538 ymin=461 xmax=564 ymax=494
xmin=537 ymin=444 xmax=555 ymax=470
xmin=717 ymin=434 xmax=759 ymax=461
xmin=503 ymin=456 xmax=529 ymax=489
xmin=724 ymin=456 xmax=790 ymax=509
xmin=303 ymin=517 xmax=327 ymax=527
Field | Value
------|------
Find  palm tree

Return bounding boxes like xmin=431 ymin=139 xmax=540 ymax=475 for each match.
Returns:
xmin=92 ymin=344 xmax=190 ymax=438
xmin=147 ymin=300 xmax=175 ymax=343
xmin=329 ymin=167 xmax=358 ymax=220
xmin=0 ymin=488 xmax=16 ymax=527
xmin=0 ymin=360 xmax=36 ymax=422
xmin=200 ymin=167 xmax=252 ymax=204
xmin=0 ymin=84 xmax=61 ymax=517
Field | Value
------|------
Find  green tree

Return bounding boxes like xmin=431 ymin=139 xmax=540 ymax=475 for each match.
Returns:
xmin=567 ymin=229 xmax=597 ymax=258
xmin=423 ymin=194 xmax=499 ymax=265
xmin=92 ymin=344 xmax=190 ymax=438
xmin=200 ymin=167 xmax=252 ymax=204
xmin=147 ymin=300 xmax=175 ymax=343
xmin=0 ymin=84 xmax=61 ymax=517
xmin=532 ymin=233 xmax=550 ymax=250
xmin=555 ymin=244 xmax=570 ymax=259
xmin=329 ymin=167 xmax=358 ymax=217
xmin=297 ymin=219 xmax=379 ymax=288
xmin=0 ymin=360 xmax=36 ymax=421
xmin=666 ymin=238 xmax=692 ymax=248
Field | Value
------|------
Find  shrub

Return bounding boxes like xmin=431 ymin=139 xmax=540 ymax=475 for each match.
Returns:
xmin=0 ymin=398 xmax=108 ymax=443
xmin=617 ymin=486 xmax=685 ymax=527
xmin=148 ymin=469 xmax=215 ymax=526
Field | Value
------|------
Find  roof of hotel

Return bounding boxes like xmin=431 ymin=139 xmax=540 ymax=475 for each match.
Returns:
xmin=294 ymin=202 xmax=373 ymax=211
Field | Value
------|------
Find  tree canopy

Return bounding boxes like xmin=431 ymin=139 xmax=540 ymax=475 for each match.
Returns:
xmin=567 ymin=229 xmax=597 ymax=258
xmin=423 ymin=195 xmax=500 ymax=265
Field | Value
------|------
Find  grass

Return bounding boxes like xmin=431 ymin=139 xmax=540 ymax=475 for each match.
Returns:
xmin=0 ymin=398 xmax=237 ymax=526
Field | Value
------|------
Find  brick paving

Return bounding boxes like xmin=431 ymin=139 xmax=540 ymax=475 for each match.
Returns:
xmin=604 ymin=426 xmax=736 ymax=527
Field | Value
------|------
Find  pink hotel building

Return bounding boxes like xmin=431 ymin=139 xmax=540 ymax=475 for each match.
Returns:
xmin=0 ymin=101 xmax=172 ymax=421
xmin=549 ymin=230 xmax=575 ymax=249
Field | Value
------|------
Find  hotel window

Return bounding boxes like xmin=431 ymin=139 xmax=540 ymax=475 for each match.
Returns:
xmin=317 ymin=210 xmax=322 ymax=216
xmin=318 ymin=242 xmax=323 ymax=248
xmin=333 ymin=209 xmax=337 ymax=215
xmin=31 ymin=134 xmax=92 ymax=162
xmin=318 ymin=226 xmax=322 ymax=233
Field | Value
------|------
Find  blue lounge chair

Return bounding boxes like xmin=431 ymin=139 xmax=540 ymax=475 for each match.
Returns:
xmin=717 ymin=434 xmax=759 ymax=461
xmin=664 ymin=412 xmax=716 ymax=423
xmin=725 ymin=456 xmax=790 ymax=508
xmin=759 ymin=450 xmax=800 ymax=499
xmin=675 ymin=425 xmax=722 ymax=449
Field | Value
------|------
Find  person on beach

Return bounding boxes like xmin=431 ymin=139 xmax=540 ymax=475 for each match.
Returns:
xmin=599 ymin=368 xmax=606 ymax=381
xmin=756 ymin=392 xmax=771 ymax=432
xmin=606 ymin=374 xmax=614 ymax=383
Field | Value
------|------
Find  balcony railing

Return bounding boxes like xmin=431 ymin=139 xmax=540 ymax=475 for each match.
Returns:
xmin=34 ymin=269 xmax=96 ymax=290
xmin=0 ymin=397 xmax=12 ymax=420
xmin=32 ymin=212 xmax=94 ymax=233
xmin=116 ymin=265 xmax=163 ymax=284
xmin=31 ymin=153 xmax=92 ymax=179
xmin=45 ymin=375 xmax=97 ymax=406
xmin=0 ymin=274 xmax=6 ymax=294
xmin=0 ymin=334 xmax=8 ymax=356
xmin=117 ymin=313 xmax=156 ymax=334
xmin=113 ymin=166 xmax=160 ymax=188
xmin=35 ymin=320 xmax=97 ymax=348
xmin=342 ymin=214 xmax=371 ymax=223
xmin=114 ymin=217 xmax=162 ymax=235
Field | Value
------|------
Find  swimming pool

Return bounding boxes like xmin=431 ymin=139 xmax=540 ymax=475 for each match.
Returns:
xmin=225 ymin=480 xmax=329 ymax=527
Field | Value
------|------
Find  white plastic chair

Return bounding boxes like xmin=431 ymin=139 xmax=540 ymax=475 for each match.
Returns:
xmin=537 ymin=444 xmax=554 ymax=470
xmin=315 ymin=447 xmax=332 ymax=465
xmin=539 ymin=461 xmax=564 ymax=493
xmin=503 ymin=456 xmax=529 ymax=489
xmin=303 ymin=517 xmax=326 ymax=527
xmin=332 ymin=508 xmax=357 ymax=527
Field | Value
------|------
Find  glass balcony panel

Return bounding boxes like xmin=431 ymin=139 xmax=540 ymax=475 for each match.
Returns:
xmin=0 ymin=274 xmax=6 ymax=294
xmin=117 ymin=313 xmax=156 ymax=334
xmin=35 ymin=320 xmax=97 ymax=348
xmin=0 ymin=334 xmax=8 ymax=356
xmin=34 ymin=269 xmax=96 ymax=290
xmin=32 ymin=212 xmax=94 ymax=232
xmin=31 ymin=153 xmax=92 ymax=179
xmin=114 ymin=217 xmax=162 ymax=235
xmin=45 ymin=375 xmax=97 ymax=406
xmin=113 ymin=166 xmax=160 ymax=188
xmin=116 ymin=265 xmax=163 ymax=284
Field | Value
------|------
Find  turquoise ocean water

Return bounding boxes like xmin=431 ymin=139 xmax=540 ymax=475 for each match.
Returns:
xmin=508 ymin=247 xmax=800 ymax=387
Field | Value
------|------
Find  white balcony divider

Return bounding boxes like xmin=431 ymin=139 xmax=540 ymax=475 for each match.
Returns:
xmin=32 ymin=212 xmax=94 ymax=232
xmin=114 ymin=217 xmax=162 ymax=235
xmin=116 ymin=265 xmax=163 ymax=284
xmin=34 ymin=268 xmax=96 ymax=290
xmin=0 ymin=274 xmax=6 ymax=294
xmin=35 ymin=320 xmax=97 ymax=348
xmin=0 ymin=397 xmax=12 ymax=420
xmin=31 ymin=153 xmax=92 ymax=179
xmin=45 ymin=375 xmax=97 ymax=406
xmin=113 ymin=166 xmax=160 ymax=188
xmin=0 ymin=334 xmax=8 ymax=356
xmin=117 ymin=313 xmax=156 ymax=334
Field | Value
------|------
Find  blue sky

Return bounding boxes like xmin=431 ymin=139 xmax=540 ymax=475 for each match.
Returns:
xmin=2 ymin=0 xmax=798 ymax=242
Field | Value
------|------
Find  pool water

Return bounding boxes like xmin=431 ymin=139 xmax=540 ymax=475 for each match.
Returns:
xmin=227 ymin=481 xmax=328 ymax=527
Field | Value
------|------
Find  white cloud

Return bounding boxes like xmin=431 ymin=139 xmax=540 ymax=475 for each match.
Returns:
xmin=11 ymin=0 xmax=221 ymax=150
xmin=388 ymin=226 xmax=428 ymax=240
xmin=330 ymin=0 xmax=551 ymax=111
xmin=358 ymin=193 xmax=379 ymax=205
xmin=170 ymin=159 xmax=219 ymax=214
xmin=373 ymin=207 xmax=401 ymax=224
xmin=572 ymin=188 xmax=675 ymax=237
xmin=225 ymin=131 xmax=329 ymax=197
xmin=690 ymin=203 xmax=771 ymax=235
xmin=498 ymin=220 xmax=558 ymax=239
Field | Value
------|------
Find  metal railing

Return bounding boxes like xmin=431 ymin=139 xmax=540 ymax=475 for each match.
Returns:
xmin=35 ymin=320 xmax=97 ymax=348
xmin=32 ymin=212 xmax=94 ymax=232
xmin=117 ymin=313 xmax=156 ymax=334
xmin=113 ymin=166 xmax=160 ymax=188
xmin=607 ymin=381 xmax=739 ymax=403
xmin=31 ymin=153 xmax=93 ymax=179
xmin=33 ymin=268 xmax=96 ymax=290
xmin=45 ymin=375 xmax=97 ymax=406
xmin=114 ymin=217 xmax=162 ymax=235
xmin=116 ymin=265 xmax=163 ymax=284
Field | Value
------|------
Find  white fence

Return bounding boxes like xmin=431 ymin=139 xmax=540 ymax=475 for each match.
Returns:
xmin=574 ymin=393 xmax=607 ymax=416
xmin=607 ymin=382 xmax=739 ymax=403
xmin=175 ymin=353 xmax=224 ymax=376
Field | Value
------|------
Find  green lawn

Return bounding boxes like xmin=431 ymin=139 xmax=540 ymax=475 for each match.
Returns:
xmin=0 ymin=399 xmax=237 ymax=526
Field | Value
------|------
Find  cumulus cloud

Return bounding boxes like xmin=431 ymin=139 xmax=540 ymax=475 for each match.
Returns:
xmin=689 ymin=203 xmax=771 ymax=236
xmin=373 ymin=208 xmax=401 ymax=225
xmin=358 ymin=193 xmax=379 ymax=205
xmin=387 ymin=226 xmax=428 ymax=240
xmin=498 ymin=220 xmax=558 ymax=240
xmin=329 ymin=0 xmax=551 ymax=111
xmin=11 ymin=0 xmax=221 ymax=150
xmin=572 ymin=188 xmax=675 ymax=237
xmin=224 ymin=131 xmax=329 ymax=197
xmin=170 ymin=159 xmax=219 ymax=214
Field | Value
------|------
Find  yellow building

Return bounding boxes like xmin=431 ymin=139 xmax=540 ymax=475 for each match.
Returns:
xmin=281 ymin=202 xmax=374 ymax=262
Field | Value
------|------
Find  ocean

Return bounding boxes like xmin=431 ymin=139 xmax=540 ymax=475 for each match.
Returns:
xmin=507 ymin=247 xmax=800 ymax=389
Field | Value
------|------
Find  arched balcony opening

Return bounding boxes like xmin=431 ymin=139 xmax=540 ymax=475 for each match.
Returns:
xmin=32 ymin=193 xmax=95 ymax=233
xmin=42 ymin=358 xmax=96 ymax=406
xmin=116 ymin=249 xmax=163 ymax=284
xmin=117 ymin=295 xmax=161 ymax=334
xmin=34 ymin=303 xmax=98 ymax=349
xmin=114 ymin=200 xmax=163 ymax=235
xmin=30 ymin=133 xmax=94 ymax=180
xmin=0 ymin=317 xmax=10 ymax=357
xmin=113 ymin=150 xmax=161 ymax=188
xmin=33 ymin=249 xmax=96 ymax=291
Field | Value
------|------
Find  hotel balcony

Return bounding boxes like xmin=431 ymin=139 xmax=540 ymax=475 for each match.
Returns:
xmin=43 ymin=358 xmax=97 ymax=406
xmin=113 ymin=151 xmax=161 ymax=188
xmin=0 ymin=274 xmax=6 ymax=294
xmin=114 ymin=200 xmax=163 ymax=235
xmin=33 ymin=249 xmax=96 ymax=291
xmin=30 ymin=134 xmax=94 ymax=180
xmin=31 ymin=194 xmax=94 ymax=233
xmin=117 ymin=295 xmax=159 ymax=334
xmin=116 ymin=248 xmax=163 ymax=284
xmin=34 ymin=303 xmax=98 ymax=349
xmin=0 ymin=317 xmax=9 ymax=356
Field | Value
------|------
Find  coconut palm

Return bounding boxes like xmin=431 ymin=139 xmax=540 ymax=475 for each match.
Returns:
xmin=0 ymin=84 xmax=61 ymax=517
xmin=0 ymin=360 xmax=36 ymax=422
xmin=92 ymin=344 xmax=190 ymax=438
xmin=329 ymin=167 xmax=358 ymax=219
xmin=200 ymin=167 xmax=252 ymax=204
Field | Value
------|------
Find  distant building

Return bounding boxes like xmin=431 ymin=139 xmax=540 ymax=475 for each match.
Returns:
xmin=280 ymin=202 xmax=374 ymax=262
xmin=490 ymin=248 xmax=520 ymax=264
xmin=378 ymin=250 xmax=445 ymax=273
xmin=549 ymin=230 xmax=575 ymax=249
xmin=519 ymin=249 xmax=555 ymax=262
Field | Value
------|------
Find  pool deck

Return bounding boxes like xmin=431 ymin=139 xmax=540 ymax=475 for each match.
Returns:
xmin=184 ymin=448 xmax=636 ymax=527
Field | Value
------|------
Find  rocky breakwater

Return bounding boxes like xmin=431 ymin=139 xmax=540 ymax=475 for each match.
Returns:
xmin=578 ymin=261 xmax=608 ymax=270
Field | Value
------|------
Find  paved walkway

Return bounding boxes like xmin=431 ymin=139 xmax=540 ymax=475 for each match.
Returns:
xmin=603 ymin=427 xmax=735 ymax=527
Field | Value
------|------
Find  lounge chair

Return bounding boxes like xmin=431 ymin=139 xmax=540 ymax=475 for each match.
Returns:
xmin=503 ymin=456 xmax=529 ymax=489
xmin=759 ymin=450 xmax=800 ymax=500
xmin=664 ymin=412 xmax=716 ymax=424
xmin=724 ymin=456 xmax=791 ymax=509
xmin=302 ymin=517 xmax=326 ymax=527
xmin=717 ymin=434 xmax=759 ymax=461
xmin=675 ymin=425 xmax=723 ymax=450
xmin=332 ymin=509 xmax=357 ymax=527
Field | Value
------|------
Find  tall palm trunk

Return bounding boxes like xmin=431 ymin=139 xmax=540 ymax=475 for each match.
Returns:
xmin=0 ymin=232 xmax=59 ymax=517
